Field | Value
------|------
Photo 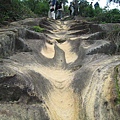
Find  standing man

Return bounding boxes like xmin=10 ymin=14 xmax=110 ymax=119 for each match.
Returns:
xmin=69 ymin=2 xmax=72 ymax=16
xmin=51 ymin=0 xmax=56 ymax=19
xmin=72 ymin=2 xmax=75 ymax=16
xmin=94 ymin=2 xmax=99 ymax=9
xmin=74 ymin=0 xmax=78 ymax=15
xmin=56 ymin=1 xmax=64 ymax=19
xmin=48 ymin=0 xmax=56 ymax=19
xmin=55 ymin=1 xmax=59 ymax=19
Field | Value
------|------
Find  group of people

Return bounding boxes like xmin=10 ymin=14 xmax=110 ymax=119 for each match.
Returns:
xmin=48 ymin=0 xmax=100 ymax=20
xmin=90 ymin=1 xmax=100 ymax=9
xmin=48 ymin=0 xmax=64 ymax=20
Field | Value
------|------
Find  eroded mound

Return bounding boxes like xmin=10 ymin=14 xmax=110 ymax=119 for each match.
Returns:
xmin=0 ymin=17 xmax=120 ymax=120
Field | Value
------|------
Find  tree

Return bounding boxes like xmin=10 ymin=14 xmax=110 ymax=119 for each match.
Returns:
xmin=22 ymin=0 xmax=41 ymax=12
xmin=22 ymin=0 xmax=49 ymax=16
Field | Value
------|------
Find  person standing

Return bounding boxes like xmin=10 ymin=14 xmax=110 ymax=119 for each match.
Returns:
xmin=48 ymin=0 xmax=56 ymax=19
xmin=69 ymin=2 xmax=75 ymax=16
xmin=48 ymin=1 xmax=52 ymax=19
xmin=94 ymin=2 xmax=99 ymax=9
xmin=69 ymin=2 xmax=72 ymax=16
xmin=55 ymin=1 xmax=59 ymax=19
xmin=71 ymin=2 xmax=75 ymax=16
xmin=56 ymin=1 xmax=64 ymax=19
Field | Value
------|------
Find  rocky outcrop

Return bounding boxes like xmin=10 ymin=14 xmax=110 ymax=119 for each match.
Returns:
xmin=0 ymin=17 xmax=120 ymax=120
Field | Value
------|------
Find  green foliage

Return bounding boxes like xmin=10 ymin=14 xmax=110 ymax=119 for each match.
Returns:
xmin=22 ymin=0 xmax=40 ymax=12
xmin=34 ymin=1 xmax=49 ymax=16
xmin=82 ymin=5 xmax=94 ymax=17
xmin=0 ymin=0 xmax=120 ymax=25
xmin=33 ymin=26 xmax=45 ymax=32
xmin=109 ymin=9 xmax=120 ymax=23
xmin=79 ymin=0 xmax=90 ymax=16
xmin=0 ymin=0 xmax=49 ymax=24
xmin=0 ymin=0 xmax=36 ymax=23
xmin=22 ymin=0 xmax=49 ymax=16
xmin=64 ymin=5 xmax=69 ymax=16
xmin=78 ymin=0 xmax=120 ymax=23
xmin=99 ymin=9 xmax=120 ymax=23
xmin=85 ymin=8 xmax=120 ymax=23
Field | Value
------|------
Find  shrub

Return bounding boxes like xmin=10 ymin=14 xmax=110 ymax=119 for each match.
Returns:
xmin=0 ymin=0 xmax=36 ymax=23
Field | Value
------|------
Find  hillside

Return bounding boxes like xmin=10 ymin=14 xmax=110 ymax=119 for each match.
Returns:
xmin=0 ymin=16 xmax=120 ymax=120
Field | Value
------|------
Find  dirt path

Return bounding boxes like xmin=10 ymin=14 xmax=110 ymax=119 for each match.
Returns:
xmin=29 ymin=20 xmax=80 ymax=120
xmin=37 ymin=19 xmax=120 ymax=120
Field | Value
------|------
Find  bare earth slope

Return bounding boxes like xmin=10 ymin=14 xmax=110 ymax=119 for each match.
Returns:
xmin=0 ymin=17 xmax=120 ymax=120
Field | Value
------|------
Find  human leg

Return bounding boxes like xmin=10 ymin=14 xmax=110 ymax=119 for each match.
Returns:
xmin=56 ymin=10 xmax=59 ymax=19
xmin=60 ymin=10 xmax=63 ymax=19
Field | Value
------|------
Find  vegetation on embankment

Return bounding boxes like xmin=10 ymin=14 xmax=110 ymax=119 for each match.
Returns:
xmin=0 ymin=0 xmax=120 ymax=26
xmin=114 ymin=65 xmax=120 ymax=105
xmin=87 ymin=8 xmax=120 ymax=23
xmin=0 ymin=0 xmax=49 ymax=25
xmin=106 ymin=26 xmax=120 ymax=54
xmin=78 ymin=1 xmax=120 ymax=24
xmin=0 ymin=0 xmax=35 ymax=24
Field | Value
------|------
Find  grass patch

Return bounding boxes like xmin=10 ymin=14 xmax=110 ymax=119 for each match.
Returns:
xmin=33 ymin=26 xmax=45 ymax=32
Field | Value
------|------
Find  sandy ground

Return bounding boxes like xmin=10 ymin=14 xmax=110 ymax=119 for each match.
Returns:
xmin=30 ymin=20 xmax=80 ymax=120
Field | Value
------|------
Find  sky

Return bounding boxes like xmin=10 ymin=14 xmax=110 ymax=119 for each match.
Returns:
xmin=68 ymin=0 xmax=120 ymax=10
